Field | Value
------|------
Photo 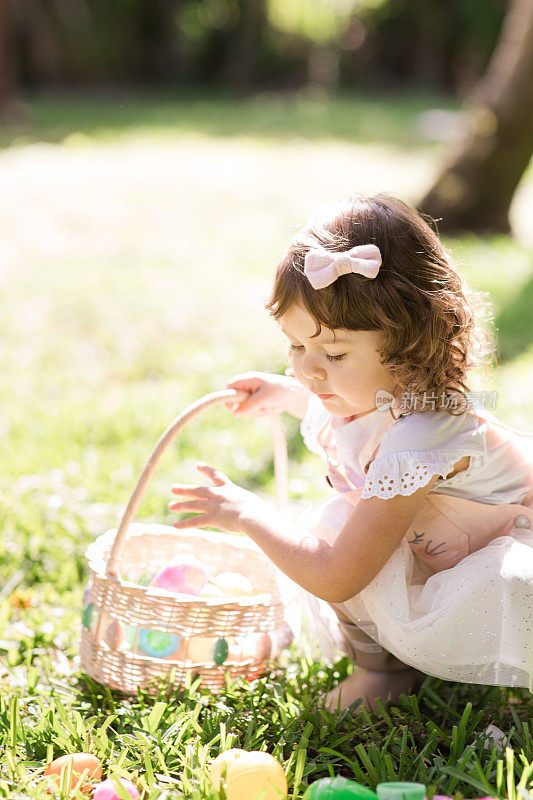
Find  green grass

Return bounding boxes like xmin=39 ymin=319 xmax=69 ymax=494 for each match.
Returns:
xmin=1 ymin=89 xmax=533 ymax=798
xmin=3 ymin=87 xmax=459 ymax=149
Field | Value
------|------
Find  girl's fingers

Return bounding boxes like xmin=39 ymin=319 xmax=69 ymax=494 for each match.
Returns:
xmin=197 ymin=463 xmax=226 ymax=486
xmin=173 ymin=514 xmax=210 ymax=529
xmin=168 ymin=500 xmax=207 ymax=512
xmin=170 ymin=484 xmax=209 ymax=497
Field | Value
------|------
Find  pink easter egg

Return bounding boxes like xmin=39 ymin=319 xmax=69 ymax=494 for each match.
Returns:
xmin=253 ymin=633 xmax=272 ymax=662
xmin=152 ymin=557 xmax=207 ymax=595
xmin=105 ymin=620 xmax=125 ymax=650
xmin=93 ymin=778 xmax=140 ymax=800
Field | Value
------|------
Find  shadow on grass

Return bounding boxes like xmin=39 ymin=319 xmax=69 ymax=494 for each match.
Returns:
xmin=0 ymin=86 xmax=457 ymax=150
xmin=495 ymin=273 xmax=533 ymax=363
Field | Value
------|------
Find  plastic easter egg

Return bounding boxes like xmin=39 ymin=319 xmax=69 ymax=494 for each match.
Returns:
xmin=212 ymin=637 xmax=229 ymax=665
xmin=209 ymin=749 xmax=248 ymax=791
xmin=82 ymin=603 xmax=94 ymax=631
xmin=44 ymin=752 xmax=102 ymax=793
xmin=214 ymin=571 xmax=255 ymax=597
xmin=303 ymin=777 xmax=378 ymax=799
xmin=377 ymin=783 xmax=426 ymax=800
xmin=185 ymin=636 xmax=215 ymax=662
xmin=224 ymin=751 xmax=288 ymax=800
xmin=138 ymin=628 xmax=182 ymax=659
xmin=93 ymin=777 xmax=141 ymax=800
xmin=105 ymin=620 xmax=125 ymax=650
xmin=200 ymin=582 xmax=225 ymax=598
xmin=152 ymin=557 xmax=207 ymax=595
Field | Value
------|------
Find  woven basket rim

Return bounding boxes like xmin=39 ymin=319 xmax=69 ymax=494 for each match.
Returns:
xmin=85 ymin=521 xmax=283 ymax=609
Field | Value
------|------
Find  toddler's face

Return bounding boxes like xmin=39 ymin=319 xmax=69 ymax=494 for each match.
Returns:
xmin=278 ymin=303 xmax=397 ymax=418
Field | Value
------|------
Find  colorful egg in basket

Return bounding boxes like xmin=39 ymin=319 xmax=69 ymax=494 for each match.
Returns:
xmin=79 ymin=389 xmax=291 ymax=695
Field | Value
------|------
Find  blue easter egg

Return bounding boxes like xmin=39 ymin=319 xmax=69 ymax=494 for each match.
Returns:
xmin=138 ymin=628 xmax=182 ymax=659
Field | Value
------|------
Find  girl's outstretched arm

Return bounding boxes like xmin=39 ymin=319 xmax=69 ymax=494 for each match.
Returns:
xmin=169 ymin=464 xmax=440 ymax=603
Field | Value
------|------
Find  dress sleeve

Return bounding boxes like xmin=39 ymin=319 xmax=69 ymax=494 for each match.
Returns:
xmin=300 ymin=393 xmax=329 ymax=459
xmin=361 ymin=410 xmax=487 ymax=500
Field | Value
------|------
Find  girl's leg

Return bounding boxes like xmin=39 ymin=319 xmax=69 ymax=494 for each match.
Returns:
xmin=325 ymin=605 xmax=426 ymax=712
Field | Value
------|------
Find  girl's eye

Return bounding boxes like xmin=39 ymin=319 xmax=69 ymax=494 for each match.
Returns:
xmin=289 ymin=344 xmax=346 ymax=363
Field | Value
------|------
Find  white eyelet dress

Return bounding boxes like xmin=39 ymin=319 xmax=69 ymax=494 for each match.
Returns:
xmin=281 ymin=394 xmax=533 ymax=690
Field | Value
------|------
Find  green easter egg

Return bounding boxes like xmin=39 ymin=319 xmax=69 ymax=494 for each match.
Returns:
xmin=304 ymin=777 xmax=378 ymax=800
xmin=376 ymin=784 xmax=426 ymax=800
xmin=212 ymin=637 xmax=229 ymax=665
xmin=82 ymin=603 xmax=94 ymax=630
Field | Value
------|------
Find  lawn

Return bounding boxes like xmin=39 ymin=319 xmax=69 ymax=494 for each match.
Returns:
xmin=1 ymin=88 xmax=533 ymax=799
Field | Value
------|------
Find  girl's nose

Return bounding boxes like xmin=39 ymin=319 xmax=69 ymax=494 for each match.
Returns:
xmin=300 ymin=352 xmax=326 ymax=381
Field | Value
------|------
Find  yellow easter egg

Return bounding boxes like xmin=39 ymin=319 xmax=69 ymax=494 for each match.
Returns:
xmin=209 ymin=748 xmax=247 ymax=791
xmin=225 ymin=751 xmax=288 ymax=800
xmin=200 ymin=582 xmax=226 ymax=598
xmin=214 ymin=572 xmax=255 ymax=597
xmin=44 ymin=752 xmax=102 ymax=793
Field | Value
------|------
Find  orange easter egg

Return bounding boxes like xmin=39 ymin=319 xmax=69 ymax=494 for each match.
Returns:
xmin=209 ymin=749 xmax=247 ymax=791
xmin=225 ymin=751 xmax=287 ymax=800
xmin=44 ymin=752 xmax=102 ymax=792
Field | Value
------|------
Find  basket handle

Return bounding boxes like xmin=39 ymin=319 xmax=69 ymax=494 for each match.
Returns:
xmin=105 ymin=389 xmax=288 ymax=578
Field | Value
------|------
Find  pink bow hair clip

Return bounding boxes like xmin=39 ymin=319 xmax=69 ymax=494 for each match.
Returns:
xmin=303 ymin=243 xmax=382 ymax=289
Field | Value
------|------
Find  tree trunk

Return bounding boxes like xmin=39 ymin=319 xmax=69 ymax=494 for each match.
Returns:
xmin=419 ymin=0 xmax=533 ymax=233
xmin=222 ymin=0 xmax=266 ymax=92
xmin=0 ymin=0 xmax=23 ymax=121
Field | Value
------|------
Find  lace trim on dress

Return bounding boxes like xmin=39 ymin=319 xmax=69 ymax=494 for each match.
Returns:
xmin=361 ymin=450 xmax=485 ymax=499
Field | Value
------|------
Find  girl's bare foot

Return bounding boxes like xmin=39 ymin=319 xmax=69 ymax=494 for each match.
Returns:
xmin=323 ymin=666 xmax=425 ymax=713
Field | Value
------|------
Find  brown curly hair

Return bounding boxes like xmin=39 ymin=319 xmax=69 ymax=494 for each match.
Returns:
xmin=265 ymin=194 xmax=496 ymax=415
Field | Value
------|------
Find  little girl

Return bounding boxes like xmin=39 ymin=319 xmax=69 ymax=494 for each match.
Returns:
xmin=169 ymin=194 xmax=533 ymax=712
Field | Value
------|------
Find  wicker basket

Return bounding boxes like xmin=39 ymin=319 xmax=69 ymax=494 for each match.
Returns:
xmin=80 ymin=389 xmax=292 ymax=694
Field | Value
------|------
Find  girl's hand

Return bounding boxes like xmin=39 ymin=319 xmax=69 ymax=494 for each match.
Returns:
xmin=169 ymin=463 xmax=264 ymax=534
xmin=225 ymin=371 xmax=310 ymax=420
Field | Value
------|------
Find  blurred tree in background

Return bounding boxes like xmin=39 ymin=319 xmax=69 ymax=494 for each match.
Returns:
xmin=420 ymin=0 xmax=533 ymax=233
xmin=2 ymin=0 xmax=532 ymax=233
xmin=6 ymin=0 xmax=505 ymax=94
xmin=0 ymin=0 xmax=22 ymax=121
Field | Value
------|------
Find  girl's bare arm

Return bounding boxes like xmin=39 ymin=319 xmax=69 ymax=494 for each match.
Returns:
xmin=170 ymin=463 xmax=440 ymax=603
